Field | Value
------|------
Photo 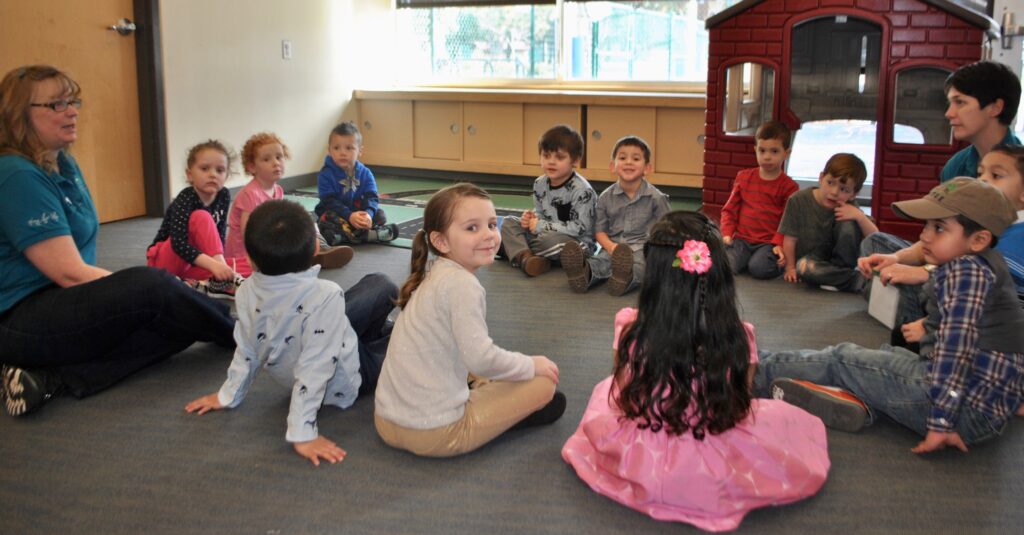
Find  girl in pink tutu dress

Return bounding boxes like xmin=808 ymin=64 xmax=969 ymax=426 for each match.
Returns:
xmin=562 ymin=211 xmax=830 ymax=532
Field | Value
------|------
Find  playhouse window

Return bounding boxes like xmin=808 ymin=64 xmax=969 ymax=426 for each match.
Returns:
xmin=789 ymin=120 xmax=877 ymax=186
xmin=893 ymin=67 xmax=953 ymax=145
xmin=722 ymin=62 xmax=775 ymax=136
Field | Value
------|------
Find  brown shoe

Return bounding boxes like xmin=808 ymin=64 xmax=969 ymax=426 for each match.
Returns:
xmin=607 ymin=245 xmax=634 ymax=296
xmin=522 ymin=254 xmax=551 ymax=277
xmin=560 ymin=241 xmax=590 ymax=293
xmin=513 ymin=251 xmax=550 ymax=277
xmin=314 ymin=245 xmax=355 ymax=269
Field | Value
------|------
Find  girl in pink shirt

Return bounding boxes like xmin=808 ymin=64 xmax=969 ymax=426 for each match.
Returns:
xmin=226 ymin=132 xmax=353 ymax=269
xmin=225 ymin=132 xmax=288 ymax=259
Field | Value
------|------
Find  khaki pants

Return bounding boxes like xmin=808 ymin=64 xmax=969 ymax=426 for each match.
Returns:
xmin=375 ymin=376 xmax=555 ymax=457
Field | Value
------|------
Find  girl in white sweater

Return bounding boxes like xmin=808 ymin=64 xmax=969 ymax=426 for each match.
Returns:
xmin=374 ymin=183 xmax=565 ymax=456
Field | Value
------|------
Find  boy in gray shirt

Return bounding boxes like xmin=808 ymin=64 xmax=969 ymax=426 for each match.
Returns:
xmin=501 ymin=125 xmax=597 ymax=277
xmin=779 ymin=153 xmax=877 ymax=292
xmin=561 ymin=136 xmax=671 ymax=296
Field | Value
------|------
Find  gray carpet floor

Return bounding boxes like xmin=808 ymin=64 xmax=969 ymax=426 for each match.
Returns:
xmin=2 ymin=217 xmax=1021 ymax=534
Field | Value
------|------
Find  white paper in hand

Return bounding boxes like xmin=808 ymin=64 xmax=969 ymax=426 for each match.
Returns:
xmin=868 ymin=275 xmax=899 ymax=329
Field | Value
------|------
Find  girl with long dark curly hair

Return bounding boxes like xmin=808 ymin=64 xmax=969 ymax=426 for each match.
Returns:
xmin=562 ymin=211 xmax=830 ymax=531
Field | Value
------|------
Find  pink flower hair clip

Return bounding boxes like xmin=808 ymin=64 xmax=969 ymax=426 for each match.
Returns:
xmin=673 ymin=240 xmax=712 ymax=274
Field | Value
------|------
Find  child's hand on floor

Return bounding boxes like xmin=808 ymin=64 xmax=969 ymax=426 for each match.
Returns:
xmin=350 ymin=211 xmax=372 ymax=230
xmin=531 ymin=356 xmax=560 ymax=384
xmin=772 ymin=245 xmax=785 ymax=266
xmin=185 ymin=393 xmax=224 ymax=415
xmin=912 ymin=430 xmax=968 ymax=454
xmin=901 ymin=318 xmax=926 ymax=343
xmin=783 ymin=267 xmax=799 ymax=283
xmin=294 ymin=436 xmax=347 ymax=466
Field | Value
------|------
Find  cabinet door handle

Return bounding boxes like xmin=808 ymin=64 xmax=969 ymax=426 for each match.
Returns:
xmin=592 ymin=130 xmax=602 ymax=140
xmin=363 ymin=120 xmax=373 ymax=130
xmin=450 ymin=123 xmax=459 ymax=134
xmin=467 ymin=125 xmax=477 ymax=135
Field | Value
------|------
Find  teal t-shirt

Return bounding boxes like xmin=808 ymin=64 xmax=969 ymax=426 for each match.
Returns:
xmin=940 ymin=130 xmax=1021 ymax=182
xmin=0 ymin=151 xmax=98 ymax=313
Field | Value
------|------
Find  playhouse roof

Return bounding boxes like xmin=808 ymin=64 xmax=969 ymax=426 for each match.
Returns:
xmin=705 ymin=0 xmax=998 ymax=38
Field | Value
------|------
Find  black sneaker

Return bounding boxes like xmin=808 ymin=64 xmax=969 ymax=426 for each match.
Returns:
xmin=510 ymin=391 xmax=567 ymax=431
xmin=206 ymin=275 xmax=244 ymax=300
xmin=2 ymin=365 xmax=63 ymax=417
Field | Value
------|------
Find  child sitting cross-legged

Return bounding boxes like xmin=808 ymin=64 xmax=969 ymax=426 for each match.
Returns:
xmin=720 ymin=120 xmax=799 ymax=279
xmin=314 ymin=121 xmax=399 ymax=245
xmin=562 ymin=211 xmax=829 ymax=532
xmin=500 ymin=124 xmax=597 ymax=276
xmin=374 ymin=183 xmax=566 ymax=457
xmin=760 ymin=178 xmax=1024 ymax=453
xmin=779 ymin=152 xmax=877 ymax=292
xmin=561 ymin=135 xmax=671 ymax=296
xmin=186 ymin=199 xmax=397 ymax=466
xmin=226 ymin=132 xmax=354 ymax=271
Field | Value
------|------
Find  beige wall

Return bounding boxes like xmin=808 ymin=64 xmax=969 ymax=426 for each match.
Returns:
xmin=160 ymin=0 xmax=393 ymax=195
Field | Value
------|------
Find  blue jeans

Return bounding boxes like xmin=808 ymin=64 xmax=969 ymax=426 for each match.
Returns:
xmin=0 ymin=266 xmax=235 ymax=398
xmin=755 ymin=343 xmax=1005 ymax=445
xmin=860 ymin=232 xmax=928 ymax=325
xmin=726 ymin=238 xmax=782 ymax=279
xmin=344 ymin=273 xmax=397 ymax=396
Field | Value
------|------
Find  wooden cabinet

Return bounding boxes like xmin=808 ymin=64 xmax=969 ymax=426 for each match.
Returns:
xmin=523 ymin=104 xmax=583 ymax=165
xmin=359 ymin=100 xmax=413 ymax=160
xmin=583 ymin=106 xmax=657 ymax=181
xmin=413 ymin=101 xmax=462 ymax=160
xmin=464 ymin=102 xmax=523 ymax=164
xmin=355 ymin=90 xmax=704 ymax=188
xmin=655 ymin=108 xmax=705 ymax=185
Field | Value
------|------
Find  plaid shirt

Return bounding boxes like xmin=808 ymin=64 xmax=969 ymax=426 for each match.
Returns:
xmin=928 ymin=255 xmax=1024 ymax=432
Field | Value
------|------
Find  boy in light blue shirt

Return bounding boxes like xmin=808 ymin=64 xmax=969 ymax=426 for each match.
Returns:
xmin=186 ymin=200 xmax=396 ymax=466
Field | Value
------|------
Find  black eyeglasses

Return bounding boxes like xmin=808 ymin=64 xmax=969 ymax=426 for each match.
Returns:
xmin=30 ymin=99 xmax=82 ymax=112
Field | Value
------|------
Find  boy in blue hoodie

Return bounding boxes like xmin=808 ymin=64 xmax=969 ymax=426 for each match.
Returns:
xmin=314 ymin=122 xmax=399 ymax=244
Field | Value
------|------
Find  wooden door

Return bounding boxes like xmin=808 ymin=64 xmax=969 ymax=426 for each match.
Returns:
xmin=522 ymin=104 xmax=581 ymax=165
xmin=655 ymin=107 xmax=705 ymax=185
xmin=0 ymin=0 xmax=146 ymax=223
xmin=583 ymin=105 xmax=656 ymax=182
xmin=359 ymin=100 xmax=413 ymax=162
xmin=413 ymin=101 xmax=462 ymax=161
xmin=463 ymin=102 xmax=522 ymax=164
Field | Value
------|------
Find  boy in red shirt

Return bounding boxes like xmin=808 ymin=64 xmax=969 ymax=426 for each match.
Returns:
xmin=719 ymin=121 xmax=799 ymax=279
